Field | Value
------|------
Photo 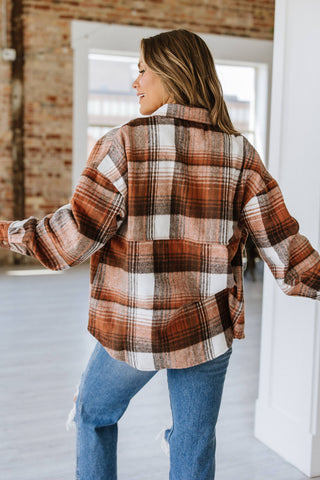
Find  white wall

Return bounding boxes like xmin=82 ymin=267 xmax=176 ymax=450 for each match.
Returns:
xmin=255 ymin=0 xmax=320 ymax=476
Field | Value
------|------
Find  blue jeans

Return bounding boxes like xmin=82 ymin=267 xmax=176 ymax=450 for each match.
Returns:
xmin=75 ymin=342 xmax=232 ymax=480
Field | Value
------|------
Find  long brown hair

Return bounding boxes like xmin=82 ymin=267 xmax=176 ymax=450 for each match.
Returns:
xmin=141 ymin=29 xmax=239 ymax=136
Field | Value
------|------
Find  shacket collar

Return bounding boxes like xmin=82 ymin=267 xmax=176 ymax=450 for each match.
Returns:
xmin=150 ymin=103 xmax=212 ymax=125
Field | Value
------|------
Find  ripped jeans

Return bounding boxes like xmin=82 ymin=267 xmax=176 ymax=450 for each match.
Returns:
xmin=75 ymin=342 xmax=232 ymax=480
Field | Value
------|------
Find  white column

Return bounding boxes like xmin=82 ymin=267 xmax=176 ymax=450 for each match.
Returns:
xmin=255 ymin=0 xmax=320 ymax=477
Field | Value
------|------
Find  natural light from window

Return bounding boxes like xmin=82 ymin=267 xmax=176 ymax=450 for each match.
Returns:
xmin=87 ymin=53 xmax=256 ymax=155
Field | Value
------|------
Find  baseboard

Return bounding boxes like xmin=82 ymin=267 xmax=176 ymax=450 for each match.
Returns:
xmin=255 ymin=400 xmax=320 ymax=477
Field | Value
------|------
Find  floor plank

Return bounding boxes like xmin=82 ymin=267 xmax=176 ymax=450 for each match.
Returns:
xmin=0 ymin=263 xmax=318 ymax=479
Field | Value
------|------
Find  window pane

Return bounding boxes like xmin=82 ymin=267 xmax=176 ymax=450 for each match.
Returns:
xmin=87 ymin=55 xmax=257 ymax=154
xmin=216 ymin=64 xmax=256 ymax=142
xmin=87 ymin=54 xmax=140 ymax=155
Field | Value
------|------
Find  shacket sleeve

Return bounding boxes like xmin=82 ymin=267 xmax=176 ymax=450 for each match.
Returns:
xmin=0 ymin=222 xmax=10 ymax=248
xmin=0 ymin=129 xmax=127 ymax=270
xmin=240 ymin=139 xmax=320 ymax=299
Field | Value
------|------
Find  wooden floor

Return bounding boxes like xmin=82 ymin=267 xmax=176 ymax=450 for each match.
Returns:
xmin=0 ymin=263 xmax=318 ymax=480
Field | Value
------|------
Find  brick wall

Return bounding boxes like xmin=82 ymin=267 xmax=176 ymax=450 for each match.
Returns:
xmin=0 ymin=0 xmax=13 ymax=264
xmin=0 ymin=0 xmax=275 ymax=265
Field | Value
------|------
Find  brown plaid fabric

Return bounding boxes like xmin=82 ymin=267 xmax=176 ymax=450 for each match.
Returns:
xmin=1 ymin=104 xmax=319 ymax=369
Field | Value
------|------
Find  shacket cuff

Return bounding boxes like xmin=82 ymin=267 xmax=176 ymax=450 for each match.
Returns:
xmin=0 ymin=221 xmax=12 ymax=250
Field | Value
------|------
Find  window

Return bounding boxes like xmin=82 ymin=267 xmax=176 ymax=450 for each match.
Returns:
xmin=216 ymin=64 xmax=256 ymax=143
xmin=87 ymin=54 xmax=139 ymax=156
xmin=87 ymin=54 xmax=257 ymax=153
xmin=72 ymin=22 xmax=272 ymax=189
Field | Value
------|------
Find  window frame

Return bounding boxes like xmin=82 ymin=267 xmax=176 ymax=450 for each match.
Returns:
xmin=71 ymin=21 xmax=273 ymax=191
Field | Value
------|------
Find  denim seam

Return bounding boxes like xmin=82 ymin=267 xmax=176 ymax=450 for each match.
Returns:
xmin=75 ymin=342 xmax=102 ymax=480
xmin=166 ymin=372 xmax=175 ymax=458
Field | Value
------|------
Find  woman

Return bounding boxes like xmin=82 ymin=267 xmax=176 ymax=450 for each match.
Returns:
xmin=0 ymin=29 xmax=319 ymax=479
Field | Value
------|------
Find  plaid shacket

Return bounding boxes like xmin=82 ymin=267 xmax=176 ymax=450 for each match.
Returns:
xmin=1 ymin=104 xmax=320 ymax=370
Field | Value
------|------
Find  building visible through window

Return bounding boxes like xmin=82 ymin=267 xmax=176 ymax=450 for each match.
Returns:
xmin=87 ymin=54 xmax=139 ymax=156
xmin=217 ymin=64 xmax=255 ymax=143
xmin=88 ymin=54 xmax=256 ymax=155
